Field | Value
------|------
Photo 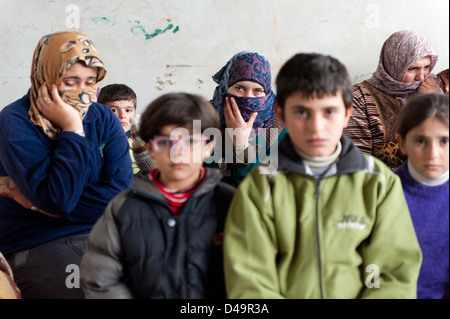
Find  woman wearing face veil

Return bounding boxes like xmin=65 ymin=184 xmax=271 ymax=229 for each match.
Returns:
xmin=0 ymin=31 xmax=133 ymax=299
xmin=209 ymin=51 xmax=287 ymax=187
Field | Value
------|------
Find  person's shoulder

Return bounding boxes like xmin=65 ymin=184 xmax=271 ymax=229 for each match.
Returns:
xmin=361 ymin=154 xmax=400 ymax=182
xmin=106 ymin=187 xmax=139 ymax=218
xmin=88 ymin=102 xmax=122 ymax=129
xmin=0 ymin=95 xmax=33 ymax=133
xmin=1 ymin=94 xmax=29 ymax=117
xmin=352 ymin=81 xmax=372 ymax=96
xmin=216 ymin=181 xmax=237 ymax=196
xmin=90 ymin=101 xmax=115 ymax=117
xmin=238 ymin=164 xmax=278 ymax=193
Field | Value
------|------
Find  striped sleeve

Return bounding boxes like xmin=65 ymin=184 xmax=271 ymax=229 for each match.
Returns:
xmin=344 ymin=84 xmax=385 ymax=156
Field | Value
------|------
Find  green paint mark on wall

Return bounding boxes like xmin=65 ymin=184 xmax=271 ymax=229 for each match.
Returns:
xmin=90 ymin=17 xmax=179 ymax=40
xmin=129 ymin=19 xmax=180 ymax=40
xmin=91 ymin=17 xmax=116 ymax=25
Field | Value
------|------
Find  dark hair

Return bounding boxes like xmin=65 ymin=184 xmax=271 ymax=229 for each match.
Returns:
xmin=98 ymin=84 xmax=137 ymax=109
xmin=275 ymin=53 xmax=353 ymax=110
xmin=396 ymin=93 xmax=449 ymax=139
xmin=139 ymin=93 xmax=221 ymax=142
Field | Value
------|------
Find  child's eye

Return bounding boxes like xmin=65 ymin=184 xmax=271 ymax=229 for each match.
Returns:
xmin=415 ymin=138 xmax=425 ymax=145
xmin=126 ymin=109 xmax=134 ymax=113
xmin=296 ymin=109 xmax=307 ymax=116
xmin=110 ymin=108 xmax=119 ymax=114
xmin=441 ymin=137 xmax=449 ymax=145
xmin=157 ymin=139 xmax=172 ymax=147
xmin=184 ymin=136 xmax=202 ymax=146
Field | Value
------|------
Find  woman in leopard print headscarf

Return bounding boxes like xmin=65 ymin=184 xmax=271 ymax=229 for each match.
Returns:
xmin=29 ymin=31 xmax=106 ymax=139
xmin=0 ymin=31 xmax=133 ymax=299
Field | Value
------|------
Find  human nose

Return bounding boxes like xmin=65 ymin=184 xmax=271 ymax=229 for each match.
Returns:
xmin=171 ymin=140 xmax=184 ymax=155
xmin=415 ymin=69 xmax=426 ymax=81
xmin=309 ymin=113 xmax=324 ymax=132
xmin=427 ymin=142 xmax=439 ymax=159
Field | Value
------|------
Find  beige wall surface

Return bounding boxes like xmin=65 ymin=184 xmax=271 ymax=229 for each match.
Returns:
xmin=0 ymin=0 xmax=448 ymax=112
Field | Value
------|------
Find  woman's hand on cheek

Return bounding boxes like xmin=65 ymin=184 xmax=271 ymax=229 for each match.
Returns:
xmin=224 ymin=96 xmax=257 ymax=146
xmin=37 ymin=83 xmax=83 ymax=131
xmin=418 ymin=77 xmax=443 ymax=94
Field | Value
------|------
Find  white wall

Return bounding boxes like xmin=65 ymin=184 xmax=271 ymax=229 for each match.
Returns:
xmin=0 ymin=0 xmax=448 ymax=113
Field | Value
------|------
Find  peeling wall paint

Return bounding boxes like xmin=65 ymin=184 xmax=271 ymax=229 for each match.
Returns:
xmin=0 ymin=0 xmax=448 ymax=112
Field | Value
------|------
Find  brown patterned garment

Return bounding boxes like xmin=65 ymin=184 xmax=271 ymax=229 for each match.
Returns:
xmin=438 ymin=69 xmax=449 ymax=96
xmin=0 ymin=252 xmax=21 ymax=299
xmin=344 ymin=82 xmax=406 ymax=169
xmin=29 ymin=31 xmax=106 ymax=139
xmin=344 ymin=30 xmax=440 ymax=170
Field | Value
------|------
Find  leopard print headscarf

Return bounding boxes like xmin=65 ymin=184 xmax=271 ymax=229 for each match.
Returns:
xmin=29 ymin=31 xmax=106 ymax=139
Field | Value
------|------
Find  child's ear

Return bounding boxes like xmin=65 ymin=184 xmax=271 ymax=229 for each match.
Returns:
xmin=203 ymin=140 xmax=216 ymax=159
xmin=396 ymin=134 xmax=407 ymax=156
xmin=144 ymin=142 xmax=155 ymax=158
xmin=343 ymin=105 xmax=353 ymax=128
xmin=274 ymin=103 xmax=285 ymax=126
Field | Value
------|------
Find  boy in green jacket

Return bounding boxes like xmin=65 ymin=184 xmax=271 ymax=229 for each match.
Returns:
xmin=223 ymin=53 xmax=422 ymax=299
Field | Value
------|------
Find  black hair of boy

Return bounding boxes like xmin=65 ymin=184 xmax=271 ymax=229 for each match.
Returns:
xmin=275 ymin=53 xmax=353 ymax=110
xmin=98 ymin=84 xmax=137 ymax=108
xmin=139 ymin=93 xmax=221 ymax=142
xmin=396 ymin=93 xmax=449 ymax=139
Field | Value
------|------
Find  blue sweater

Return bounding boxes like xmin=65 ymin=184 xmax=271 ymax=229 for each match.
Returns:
xmin=395 ymin=161 xmax=449 ymax=299
xmin=0 ymin=91 xmax=134 ymax=255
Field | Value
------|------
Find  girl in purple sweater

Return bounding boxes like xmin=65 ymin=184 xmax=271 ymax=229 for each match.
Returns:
xmin=395 ymin=93 xmax=449 ymax=299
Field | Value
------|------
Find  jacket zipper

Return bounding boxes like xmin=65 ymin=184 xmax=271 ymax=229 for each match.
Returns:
xmin=315 ymin=178 xmax=324 ymax=299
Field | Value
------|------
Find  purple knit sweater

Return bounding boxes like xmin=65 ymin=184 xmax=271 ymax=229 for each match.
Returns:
xmin=395 ymin=161 xmax=449 ymax=299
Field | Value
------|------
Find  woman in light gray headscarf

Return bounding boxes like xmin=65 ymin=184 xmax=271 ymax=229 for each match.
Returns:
xmin=344 ymin=30 xmax=444 ymax=169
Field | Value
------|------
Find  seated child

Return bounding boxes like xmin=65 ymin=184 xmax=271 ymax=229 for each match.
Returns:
xmin=223 ymin=53 xmax=423 ymax=299
xmin=81 ymin=92 xmax=236 ymax=298
xmin=98 ymin=84 xmax=140 ymax=174
xmin=395 ymin=93 xmax=449 ymax=299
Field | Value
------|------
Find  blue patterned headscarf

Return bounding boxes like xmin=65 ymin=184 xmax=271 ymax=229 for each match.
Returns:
xmin=211 ymin=51 xmax=275 ymax=129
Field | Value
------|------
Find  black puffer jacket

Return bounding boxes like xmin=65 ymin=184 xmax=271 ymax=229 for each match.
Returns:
xmin=80 ymin=168 xmax=236 ymax=299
